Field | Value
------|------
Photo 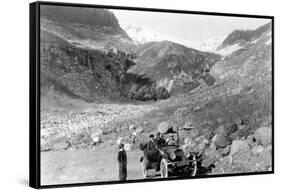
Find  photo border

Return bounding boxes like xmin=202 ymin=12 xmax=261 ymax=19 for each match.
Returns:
xmin=29 ymin=1 xmax=274 ymax=188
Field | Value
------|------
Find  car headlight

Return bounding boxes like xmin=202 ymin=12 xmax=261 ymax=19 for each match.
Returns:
xmin=170 ymin=152 xmax=176 ymax=160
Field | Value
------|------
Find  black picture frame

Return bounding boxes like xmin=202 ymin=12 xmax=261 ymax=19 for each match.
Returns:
xmin=29 ymin=1 xmax=274 ymax=188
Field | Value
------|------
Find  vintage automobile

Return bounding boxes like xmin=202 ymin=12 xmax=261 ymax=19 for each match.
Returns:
xmin=139 ymin=134 xmax=198 ymax=178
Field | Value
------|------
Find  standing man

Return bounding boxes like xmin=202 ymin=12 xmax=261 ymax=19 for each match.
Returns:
xmin=117 ymin=143 xmax=127 ymax=181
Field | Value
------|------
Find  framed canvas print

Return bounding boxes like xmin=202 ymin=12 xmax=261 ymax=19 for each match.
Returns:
xmin=29 ymin=1 xmax=274 ymax=188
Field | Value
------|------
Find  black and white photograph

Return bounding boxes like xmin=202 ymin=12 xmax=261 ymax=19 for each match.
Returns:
xmin=36 ymin=2 xmax=273 ymax=187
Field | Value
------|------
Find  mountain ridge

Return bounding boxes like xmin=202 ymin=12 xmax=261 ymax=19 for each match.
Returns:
xmin=40 ymin=5 xmax=271 ymax=103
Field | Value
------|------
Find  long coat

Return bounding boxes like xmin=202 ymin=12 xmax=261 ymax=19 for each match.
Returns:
xmin=117 ymin=149 xmax=127 ymax=181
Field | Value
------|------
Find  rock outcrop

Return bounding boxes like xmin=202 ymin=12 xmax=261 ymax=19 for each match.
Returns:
xmin=254 ymin=127 xmax=272 ymax=146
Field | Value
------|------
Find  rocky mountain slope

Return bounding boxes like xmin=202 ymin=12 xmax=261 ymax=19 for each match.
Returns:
xmin=220 ymin=23 xmax=271 ymax=48
xmin=40 ymin=6 xmax=138 ymax=101
xmin=40 ymin=5 xmax=272 ymax=104
xmin=40 ymin=44 xmax=136 ymax=102
xmin=41 ymin=6 xmax=223 ymax=101
xmin=164 ymin=22 xmax=272 ymax=174
xmin=128 ymin=41 xmax=221 ymax=97
xmin=41 ymin=5 xmax=135 ymax=51
xmin=215 ymin=23 xmax=272 ymax=56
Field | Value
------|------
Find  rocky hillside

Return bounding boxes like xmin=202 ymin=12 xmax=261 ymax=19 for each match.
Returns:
xmin=161 ymin=22 xmax=273 ymax=174
xmin=40 ymin=5 xmax=271 ymax=105
xmin=40 ymin=44 xmax=136 ymax=102
xmin=221 ymin=23 xmax=271 ymax=47
xmin=129 ymin=41 xmax=221 ymax=97
xmin=216 ymin=23 xmax=271 ymax=55
xmin=41 ymin=6 xmax=140 ymax=101
xmin=41 ymin=5 xmax=135 ymax=51
xmin=41 ymin=5 xmax=224 ymax=102
xmin=41 ymin=30 xmax=179 ymax=101
xmin=41 ymin=6 xmax=121 ymax=30
xmin=212 ymin=23 xmax=272 ymax=90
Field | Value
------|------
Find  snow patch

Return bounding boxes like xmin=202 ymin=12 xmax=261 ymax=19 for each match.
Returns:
xmin=192 ymin=36 xmax=226 ymax=53
xmin=215 ymin=43 xmax=242 ymax=56
xmin=121 ymin=23 xmax=178 ymax=44
xmin=249 ymin=39 xmax=259 ymax=45
xmin=121 ymin=23 xmax=226 ymax=53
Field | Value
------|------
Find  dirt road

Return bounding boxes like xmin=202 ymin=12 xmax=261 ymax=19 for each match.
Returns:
xmin=41 ymin=146 xmax=161 ymax=185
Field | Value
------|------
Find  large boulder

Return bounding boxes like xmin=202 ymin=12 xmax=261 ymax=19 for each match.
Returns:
xmin=194 ymin=142 xmax=207 ymax=155
xmin=213 ymin=134 xmax=231 ymax=148
xmin=215 ymin=125 xmax=226 ymax=135
xmin=91 ymin=128 xmax=103 ymax=144
xmin=136 ymin=127 xmax=144 ymax=134
xmin=210 ymin=142 xmax=217 ymax=151
xmin=192 ymin=136 xmax=209 ymax=155
xmin=92 ymin=136 xmax=102 ymax=144
xmin=157 ymin=121 xmax=170 ymax=133
xmin=47 ymin=134 xmax=63 ymax=145
xmin=117 ymin=137 xmax=123 ymax=145
xmin=265 ymin=144 xmax=272 ymax=153
xmin=254 ymin=127 xmax=272 ymax=146
xmin=124 ymin=143 xmax=134 ymax=151
xmin=258 ymin=147 xmax=272 ymax=169
xmin=252 ymin=145 xmax=264 ymax=155
xmin=129 ymin=125 xmax=135 ymax=131
xmin=91 ymin=128 xmax=103 ymax=137
xmin=41 ymin=138 xmax=50 ymax=151
xmin=211 ymin=134 xmax=218 ymax=142
xmin=71 ymin=133 xmax=92 ymax=145
xmin=182 ymin=140 xmax=197 ymax=153
xmin=230 ymin=139 xmax=250 ymax=156
xmin=53 ymin=140 xmax=69 ymax=150
xmin=217 ymin=123 xmax=238 ymax=137
xmin=220 ymin=145 xmax=231 ymax=156
xmin=202 ymin=147 xmax=222 ymax=167
xmin=246 ymin=134 xmax=257 ymax=148
xmin=194 ymin=135 xmax=204 ymax=144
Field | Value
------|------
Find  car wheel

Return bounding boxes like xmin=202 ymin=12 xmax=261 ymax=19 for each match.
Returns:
xmin=160 ymin=159 xmax=169 ymax=178
xmin=142 ymin=158 xmax=148 ymax=178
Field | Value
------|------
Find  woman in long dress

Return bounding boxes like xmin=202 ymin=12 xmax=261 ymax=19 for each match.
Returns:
xmin=117 ymin=143 xmax=127 ymax=181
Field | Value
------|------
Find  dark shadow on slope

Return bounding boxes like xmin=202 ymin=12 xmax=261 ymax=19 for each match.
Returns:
xmin=120 ymin=73 xmax=170 ymax=101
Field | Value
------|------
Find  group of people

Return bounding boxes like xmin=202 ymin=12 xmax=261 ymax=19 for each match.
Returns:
xmin=147 ymin=132 xmax=177 ymax=150
xmin=117 ymin=132 xmax=178 ymax=181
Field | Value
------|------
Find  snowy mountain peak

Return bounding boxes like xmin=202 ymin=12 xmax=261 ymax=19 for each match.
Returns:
xmin=120 ymin=23 xmax=228 ymax=55
xmin=121 ymin=22 xmax=270 ymax=56
xmin=120 ymin=23 xmax=177 ymax=44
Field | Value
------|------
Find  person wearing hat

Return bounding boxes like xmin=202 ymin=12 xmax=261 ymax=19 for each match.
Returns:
xmin=155 ymin=132 xmax=166 ymax=148
xmin=147 ymin=134 xmax=157 ymax=150
xmin=166 ymin=133 xmax=176 ymax=145
xmin=117 ymin=143 xmax=127 ymax=181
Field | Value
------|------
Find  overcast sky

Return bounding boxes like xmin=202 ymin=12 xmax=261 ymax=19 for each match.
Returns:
xmin=112 ymin=9 xmax=270 ymax=42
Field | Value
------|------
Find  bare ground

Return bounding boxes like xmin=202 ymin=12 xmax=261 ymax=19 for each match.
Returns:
xmin=40 ymin=98 xmax=164 ymax=185
xmin=41 ymin=146 xmax=162 ymax=185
